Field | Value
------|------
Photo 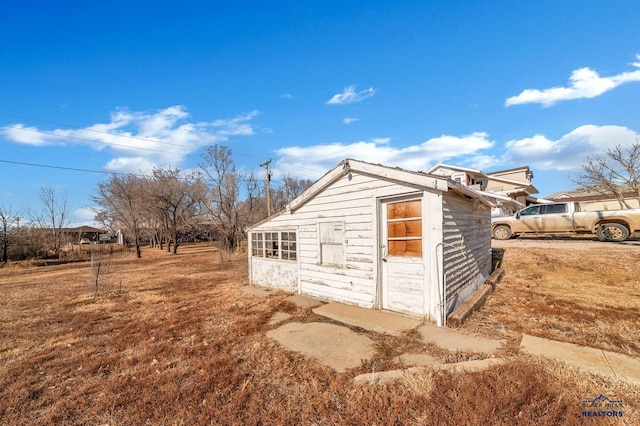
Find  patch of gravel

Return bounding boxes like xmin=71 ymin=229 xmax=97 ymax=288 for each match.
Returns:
xmin=492 ymin=237 xmax=640 ymax=251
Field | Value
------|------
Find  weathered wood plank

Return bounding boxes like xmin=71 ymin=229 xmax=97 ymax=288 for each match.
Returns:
xmin=300 ymin=282 xmax=374 ymax=306
xmin=441 ymin=191 xmax=492 ymax=303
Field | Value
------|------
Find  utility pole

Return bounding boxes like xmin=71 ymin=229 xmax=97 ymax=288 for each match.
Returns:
xmin=260 ymin=159 xmax=272 ymax=217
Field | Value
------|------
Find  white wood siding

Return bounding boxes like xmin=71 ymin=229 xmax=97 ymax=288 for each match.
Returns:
xmin=250 ymin=171 xmax=427 ymax=308
xmin=248 ymin=172 xmax=492 ymax=323
xmin=250 ymin=257 xmax=298 ymax=292
xmin=441 ymin=191 xmax=492 ymax=315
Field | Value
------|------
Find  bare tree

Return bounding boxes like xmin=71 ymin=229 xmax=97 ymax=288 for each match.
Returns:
xmin=93 ymin=175 xmax=146 ymax=258
xmin=0 ymin=205 xmax=19 ymax=263
xmin=242 ymin=170 xmax=267 ymax=226
xmin=608 ymin=140 xmax=640 ymax=200
xmin=28 ymin=186 xmax=70 ymax=257
xmin=149 ymin=168 xmax=205 ymax=255
xmin=272 ymin=175 xmax=314 ymax=212
xmin=199 ymin=145 xmax=265 ymax=251
xmin=574 ymin=139 xmax=640 ymax=209
xmin=199 ymin=145 xmax=242 ymax=251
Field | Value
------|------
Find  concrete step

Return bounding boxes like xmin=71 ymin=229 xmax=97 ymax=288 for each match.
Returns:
xmin=312 ymin=303 xmax=423 ymax=336
xmin=418 ymin=323 xmax=504 ymax=354
xmin=520 ymin=334 xmax=640 ymax=384
xmin=286 ymin=294 xmax=324 ymax=308
xmin=354 ymin=358 xmax=507 ymax=385
xmin=266 ymin=322 xmax=376 ymax=373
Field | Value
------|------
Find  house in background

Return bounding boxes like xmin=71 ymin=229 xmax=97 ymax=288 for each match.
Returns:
xmin=426 ymin=164 xmax=545 ymax=216
xmin=247 ymin=159 xmax=494 ymax=326
xmin=546 ymin=187 xmax=640 ymax=211
xmin=66 ymin=226 xmax=104 ymax=244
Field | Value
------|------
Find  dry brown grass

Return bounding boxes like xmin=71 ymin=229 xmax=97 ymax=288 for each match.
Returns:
xmin=1 ymin=243 xmax=638 ymax=425
xmin=464 ymin=247 xmax=640 ymax=357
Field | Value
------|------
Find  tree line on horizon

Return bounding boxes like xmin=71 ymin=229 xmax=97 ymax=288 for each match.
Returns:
xmin=2 ymin=140 xmax=640 ymax=263
xmin=0 ymin=145 xmax=313 ymax=262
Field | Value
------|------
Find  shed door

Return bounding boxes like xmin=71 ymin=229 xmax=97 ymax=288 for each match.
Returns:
xmin=380 ymin=198 xmax=425 ymax=315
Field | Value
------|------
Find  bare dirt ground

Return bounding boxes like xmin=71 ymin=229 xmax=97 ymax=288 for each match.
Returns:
xmin=492 ymin=234 xmax=640 ymax=251
xmin=0 ymin=242 xmax=638 ymax=425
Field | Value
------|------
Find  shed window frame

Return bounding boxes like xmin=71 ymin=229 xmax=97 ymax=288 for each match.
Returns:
xmin=318 ymin=221 xmax=346 ymax=266
xmin=251 ymin=231 xmax=297 ymax=261
xmin=265 ymin=232 xmax=279 ymax=258
xmin=386 ymin=199 xmax=423 ymax=257
xmin=280 ymin=231 xmax=297 ymax=261
xmin=251 ymin=232 xmax=264 ymax=257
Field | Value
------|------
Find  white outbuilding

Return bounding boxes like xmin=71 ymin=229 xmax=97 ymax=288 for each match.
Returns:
xmin=247 ymin=159 xmax=493 ymax=326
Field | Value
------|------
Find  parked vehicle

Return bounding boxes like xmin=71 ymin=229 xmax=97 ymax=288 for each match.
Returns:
xmin=80 ymin=238 xmax=91 ymax=245
xmin=98 ymin=234 xmax=113 ymax=243
xmin=491 ymin=201 xmax=640 ymax=242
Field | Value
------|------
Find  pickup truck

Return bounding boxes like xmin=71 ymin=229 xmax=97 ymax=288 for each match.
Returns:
xmin=491 ymin=201 xmax=640 ymax=242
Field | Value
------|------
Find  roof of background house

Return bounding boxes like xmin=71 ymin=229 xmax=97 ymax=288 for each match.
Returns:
xmin=546 ymin=186 xmax=638 ymax=202
xmin=427 ymin=163 xmax=538 ymax=195
xmin=486 ymin=165 xmax=532 ymax=177
xmin=66 ymin=226 xmax=105 ymax=233
xmin=425 ymin=163 xmax=486 ymax=177
xmin=247 ymin=159 xmax=494 ymax=230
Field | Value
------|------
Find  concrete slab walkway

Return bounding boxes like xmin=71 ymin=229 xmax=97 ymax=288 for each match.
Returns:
xmin=521 ymin=334 xmax=640 ymax=384
xmin=418 ymin=323 xmax=505 ymax=354
xmin=240 ymin=286 xmax=271 ymax=298
xmin=354 ymin=358 xmax=507 ymax=385
xmin=286 ymin=294 xmax=323 ymax=308
xmin=264 ymin=301 xmax=639 ymax=384
xmin=312 ymin=303 xmax=423 ymax=336
xmin=268 ymin=312 xmax=292 ymax=325
xmin=266 ymin=322 xmax=376 ymax=373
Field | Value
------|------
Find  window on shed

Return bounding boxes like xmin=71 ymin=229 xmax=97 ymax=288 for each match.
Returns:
xmin=319 ymin=222 xmax=345 ymax=265
xmin=387 ymin=200 xmax=422 ymax=257
xmin=251 ymin=231 xmax=297 ymax=261
xmin=265 ymin=232 xmax=279 ymax=258
xmin=281 ymin=232 xmax=297 ymax=260
xmin=251 ymin=232 xmax=264 ymax=257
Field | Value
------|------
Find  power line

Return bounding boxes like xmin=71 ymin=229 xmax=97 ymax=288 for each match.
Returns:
xmin=0 ymin=125 xmax=190 ymax=154
xmin=1 ymin=123 xmax=327 ymax=174
xmin=0 ymin=111 xmax=267 ymax=158
xmin=0 ymin=158 xmax=295 ymax=185
xmin=0 ymin=111 xmax=191 ymax=148
xmin=0 ymin=111 xmax=327 ymax=174
xmin=0 ymin=159 xmax=139 ymax=176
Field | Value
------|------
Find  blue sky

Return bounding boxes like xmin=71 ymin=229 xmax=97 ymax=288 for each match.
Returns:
xmin=2 ymin=1 xmax=639 ymax=225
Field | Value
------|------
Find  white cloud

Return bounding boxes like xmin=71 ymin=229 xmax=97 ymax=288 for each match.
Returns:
xmin=504 ymin=125 xmax=639 ymax=170
xmin=104 ymin=157 xmax=156 ymax=174
xmin=280 ymin=93 xmax=294 ymax=99
xmin=465 ymin=154 xmax=501 ymax=171
xmin=371 ymin=137 xmax=390 ymax=144
xmin=343 ymin=117 xmax=360 ymax=124
xmin=73 ymin=207 xmax=95 ymax=221
xmin=274 ymin=132 xmax=494 ymax=179
xmin=210 ymin=110 xmax=259 ymax=136
xmin=71 ymin=207 xmax=99 ymax=226
xmin=1 ymin=106 xmax=259 ymax=173
xmin=326 ymin=85 xmax=376 ymax=105
xmin=2 ymin=124 xmax=55 ymax=145
xmin=506 ymin=55 xmax=640 ymax=107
